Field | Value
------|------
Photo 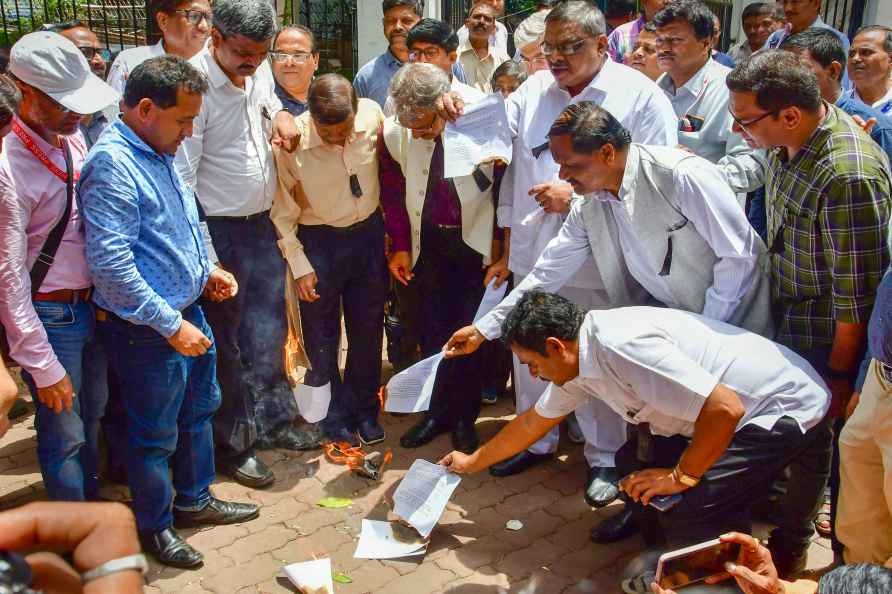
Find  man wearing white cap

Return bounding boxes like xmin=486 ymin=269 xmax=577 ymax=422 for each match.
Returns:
xmin=0 ymin=31 xmax=118 ymax=501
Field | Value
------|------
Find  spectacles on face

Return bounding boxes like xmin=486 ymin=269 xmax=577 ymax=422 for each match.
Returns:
xmin=728 ymin=106 xmax=779 ymax=132
xmin=408 ymin=47 xmax=443 ymax=62
xmin=540 ymin=37 xmax=591 ymax=57
xmin=77 ymin=46 xmax=111 ymax=62
xmin=269 ymin=51 xmax=313 ymax=65
xmin=174 ymin=9 xmax=212 ymax=26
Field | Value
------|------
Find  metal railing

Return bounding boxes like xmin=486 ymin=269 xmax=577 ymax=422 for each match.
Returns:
xmin=1 ymin=0 xmax=147 ymax=49
xmin=282 ymin=0 xmax=357 ymax=78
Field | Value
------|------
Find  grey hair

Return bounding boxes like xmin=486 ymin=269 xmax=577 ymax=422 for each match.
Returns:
xmin=388 ymin=62 xmax=450 ymax=124
xmin=212 ymin=0 xmax=277 ymax=42
xmin=0 ymin=74 xmax=21 ymax=124
xmin=545 ymin=0 xmax=606 ymax=38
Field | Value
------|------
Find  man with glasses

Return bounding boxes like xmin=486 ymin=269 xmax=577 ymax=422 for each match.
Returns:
xmin=727 ymin=49 xmax=891 ymax=575
xmin=107 ymin=0 xmax=212 ymax=95
xmin=270 ymin=26 xmax=319 ymax=117
xmin=176 ymin=0 xmax=303 ymax=489
xmin=0 ymin=32 xmax=118 ymax=503
xmin=652 ymin=0 xmax=765 ymax=195
xmin=439 ymin=1 xmax=676 ymax=529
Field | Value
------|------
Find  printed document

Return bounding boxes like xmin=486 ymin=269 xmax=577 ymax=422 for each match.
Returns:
xmin=443 ymin=93 xmax=512 ymax=178
xmin=383 ymin=352 xmax=443 ymax=413
xmin=393 ymin=459 xmax=462 ymax=538
xmin=354 ymin=519 xmax=428 ymax=559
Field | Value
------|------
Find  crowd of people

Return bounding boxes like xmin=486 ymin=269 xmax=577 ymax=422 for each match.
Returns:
xmin=0 ymin=0 xmax=892 ymax=591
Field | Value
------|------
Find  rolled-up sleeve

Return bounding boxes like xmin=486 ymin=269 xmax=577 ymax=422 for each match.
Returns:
xmin=79 ymin=155 xmax=183 ymax=337
xmin=0 ymin=174 xmax=65 ymax=387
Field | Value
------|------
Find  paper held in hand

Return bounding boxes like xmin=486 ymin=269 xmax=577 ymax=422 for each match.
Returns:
xmin=443 ymin=93 xmax=513 ymax=179
xmin=293 ymin=382 xmax=331 ymax=424
xmin=393 ymin=459 xmax=462 ymax=538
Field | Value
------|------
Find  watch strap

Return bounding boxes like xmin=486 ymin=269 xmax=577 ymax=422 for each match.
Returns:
xmin=673 ymin=464 xmax=700 ymax=487
xmin=81 ymin=553 xmax=148 ymax=584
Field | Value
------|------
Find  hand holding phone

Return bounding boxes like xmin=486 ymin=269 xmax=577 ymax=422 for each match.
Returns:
xmin=655 ymin=538 xmax=742 ymax=590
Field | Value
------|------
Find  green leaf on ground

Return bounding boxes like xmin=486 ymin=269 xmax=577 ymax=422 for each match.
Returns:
xmin=332 ymin=571 xmax=353 ymax=584
xmin=315 ymin=497 xmax=353 ymax=508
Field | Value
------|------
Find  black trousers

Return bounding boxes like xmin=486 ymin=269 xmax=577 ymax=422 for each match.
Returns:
xmin=204 ymin=214 xmax=295 ymax=459
xmin=297 ymin=212 xmax=388 ymax=436
xmin=617 ymin=416 xmax=832 ymax=548
xmin=415 ymin=224 xmax=486 ymax=427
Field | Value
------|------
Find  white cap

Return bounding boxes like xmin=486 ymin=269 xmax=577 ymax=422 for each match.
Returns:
xmin=8 ymin=31 xmax=119 ymax=115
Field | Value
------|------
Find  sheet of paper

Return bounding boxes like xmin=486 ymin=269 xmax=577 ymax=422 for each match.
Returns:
xmin=443 ymin=93 xmax=513 ymax=179
xmin=282 ymin=558 xmax=334 ymax=594
xmin=353 ymin=519 xmax=428 ymax=559
xmin=383 ymin=352 xmax=443 ymax=413
xmin=474 ymin=277 xmax=509 ymax=323
xmin=293 ymin=382 xmax=331 ymax=424
xmin=393 ymin=459 xmax=462 ymax=538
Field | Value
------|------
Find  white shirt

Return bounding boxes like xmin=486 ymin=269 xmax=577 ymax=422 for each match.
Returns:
xmin=656 ymin=59 xmax=765 ymax=194
xmin=501 ymin=59 xmax=678 ymax=289
xmin=854 ymin=86 xmax=892 ymax=113
xmin=175 ymin=47 xmax=282 ymax=217
xmin=457 ymin=20 xmax=509 ymax=56
xmin=106 ymin=40 xmax=166 ymax=95
xmin=476 ymin=144 xmax=761 ymax=339
xmin=535 ymin=307 xmax=830 ymax=437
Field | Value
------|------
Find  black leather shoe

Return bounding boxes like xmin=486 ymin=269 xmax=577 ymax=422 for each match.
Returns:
xmin=222 ymin=451 xmax=275 ymax=489
xmin=140 ymin=527 xmax=203 ymax=569
xmin=585 ymin=466 xmax=621 ymax=508
xmin=260 ymin=424 xmax=323 ymax=451
xmin=357 ymin=418 xmax=386 ymax=445
xmin=400 ymin=416 xmax=449 ymax=448
xmin=452 ymin=420 xmax=479 ymax=454
xmin=489 ymin=450 xmax=553 ymax=477
xmin=326 ymin=426 xmax=360 ymax=447
xmin=591 ymin=507 xmax=638 ymax=543
xmin=174 ymin=496 xmax=260 ymax=528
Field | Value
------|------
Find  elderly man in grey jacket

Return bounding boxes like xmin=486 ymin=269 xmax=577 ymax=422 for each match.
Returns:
xmin=446 ymin=101 xmax=774 ymax=542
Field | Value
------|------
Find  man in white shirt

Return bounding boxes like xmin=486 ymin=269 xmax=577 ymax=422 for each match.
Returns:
xmin=107 ymin=0 xmax=212 ymax=95
xmin=653 ymin=0 xmax=766 ymax=194
xmin=457 ymin=2 xmax=510 ymax=93
xmin=442 ymin=1 xmax=677 ymax=513
xmin=175 ymin=0 xmax=301 ymax=489
xmin=848 ymin=26 xmax=892 ymax=115
xmin=441 ymin=291 xmax=830 ymax=561
xmin=457 ymin=0 xmax=509 ymax=56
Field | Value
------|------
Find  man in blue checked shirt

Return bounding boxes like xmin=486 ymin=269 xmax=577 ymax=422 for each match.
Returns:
xmin=78 ymin=55 xmax=258 ymax=570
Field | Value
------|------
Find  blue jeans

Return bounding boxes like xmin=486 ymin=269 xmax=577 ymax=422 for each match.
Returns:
xmin=98 ymin=303 xmax=220 ymax=533
xmin=21 ymin=300 xmax=107 ymax=501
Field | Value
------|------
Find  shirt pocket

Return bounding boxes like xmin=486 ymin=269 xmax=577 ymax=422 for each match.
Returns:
xmin=33 ymin=303 xmax=75 ymax=328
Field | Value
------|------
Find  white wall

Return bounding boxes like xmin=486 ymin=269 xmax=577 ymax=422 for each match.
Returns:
xmin=866 ymin=0 xmax=892 ymax=26
xmin=356 ymin=1 xmax=441 ymax=68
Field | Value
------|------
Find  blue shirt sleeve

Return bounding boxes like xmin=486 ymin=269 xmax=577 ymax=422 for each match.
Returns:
xmin=78 ymin=153 xmax=184 ymax=338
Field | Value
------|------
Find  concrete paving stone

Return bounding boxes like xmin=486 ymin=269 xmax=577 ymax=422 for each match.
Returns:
xmin=335 ymin=563 xmax=402 ymax=594
xmin=495 ymin=509 xmax=565 ymax=550
xmin=281 ymin=505 xmax=348 ymax=536
xmin=509 ymin=570 xmax=575 ymax=594
xmin=437 ymin=565 xmax=511 ymax=593
xmin=270 ymin=525 xmax=353 ymax=565
xmin=149 ymin=550 xmax=233 ymax=592
xmin=202 ymin=553 xmax=283 ymax=593
xmin=495 ymin=538 xmax=570 ymax=580
xmin=448 ymin=534 xmax=511 ymax=571
xmin=495 ymin=484 xmax=562 ymax=519
xmin=544 ymin=491 xmax=594 ymax=522
xmin=244 ymin=495 xmax=311 ymax=534
xmin=433 ymin=548 xmax=481 ymax=578
xmin=377 ymin=563 xmax=456 ymax=594
xmin=218 ymin=524 xmax=298 ymax=564
xmin=185 ymin=522 xmax=251 ymax=552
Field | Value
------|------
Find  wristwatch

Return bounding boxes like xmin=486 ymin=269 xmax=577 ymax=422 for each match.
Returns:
xmin=81 ymin=553 xmax=148 ymax=584
xmin=672 ymin=464 xmax=701 ymax=488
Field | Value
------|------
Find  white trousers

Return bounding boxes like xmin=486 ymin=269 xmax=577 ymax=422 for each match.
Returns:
xmin=513 ymin=280 xmax=627 ymax=468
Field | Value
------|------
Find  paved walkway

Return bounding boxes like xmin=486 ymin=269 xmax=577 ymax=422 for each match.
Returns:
xmin=0 ymin=370 xmax=834 ymax=593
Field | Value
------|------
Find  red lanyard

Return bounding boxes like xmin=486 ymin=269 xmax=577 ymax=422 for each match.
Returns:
xmin=11 ymin=119 xmax=79 ymax=183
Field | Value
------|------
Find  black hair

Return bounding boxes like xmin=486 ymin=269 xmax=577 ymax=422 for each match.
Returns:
xmin=780 ymin=28 xmax=846 ymax=82
xmin=501 ymin=290 xmax=586 ymax=356
xmin=273 ymin=25 xmax=317 ymax=54
xmin=604 ymin=0 xmax=637 ymax=19
xmin=817 ymin=563 xmax=892 ymax=594
xmin=39 ymin=20 xmax=85 ymax=33
xmin=407 ymin=18 xmax=459 ymax=53
xmin=491 ymin=60 xmax=528 ymax=89
xmin=727 ymin=49 xmax=822 ymax=113
xmin=741 ymin=2 xmax=784 ymax=22
xmin=123 ymin=55 xmax=208 ymax=109
xmin=212 ymin=0 xmax=277 ymax=42
xmin=653 ymin=0 xmax=715 ymax=41
xmin=548 ymin=100 xmax=632 ymax=154
xmin=383 ymin=0 xmax=422 ymax=16
xmin=308 ymin=73 xmax=358 ymax=125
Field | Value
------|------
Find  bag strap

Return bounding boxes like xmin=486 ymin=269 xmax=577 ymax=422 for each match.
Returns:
xmin=29 ymin=138 xmax=75 ymax=296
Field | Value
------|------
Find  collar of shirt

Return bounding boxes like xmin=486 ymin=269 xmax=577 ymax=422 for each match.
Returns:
xmin=383 ymin=49 xmax=403 ymax=70
xmin=112 ymin=119 xmax=175 ymax=166
xmin=575 ymin=314 xmax=605 ymax=382
xmin=275 ymin=82 xmax=307 ymax=114
xmin=657 ymin=57 xmax=714 ymax=99
xmin=301 ymin=107 xmax=372 ymax=151
xmin=459 ymin=39 xmax=492 ymax=62
xmin=202 ymin=48 xmax=238 ymax=89
xmin=546 ymin=57 xmax=618 ymax=103
xmin=854 ymin=86 xmax=892 ymax=112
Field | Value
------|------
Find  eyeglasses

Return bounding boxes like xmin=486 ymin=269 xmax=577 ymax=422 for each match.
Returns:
xmin=540 ymin=37 xmax=591 ymax=57
xmin=269 ymin=51 xmax=313 ymax=65
xmin=77 ymin=46 xmax=111 ymax=62
xmin=174 ymin=9 xmax=212 ymax=26
xmin=408 ymin=47 xmax=443 ymax=62
xmin=728 ymin=107 xmax=779 ymax=131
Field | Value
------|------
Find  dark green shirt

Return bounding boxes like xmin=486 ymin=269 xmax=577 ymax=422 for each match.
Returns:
xmin=766 ymin=103 xmax=891 ymax=353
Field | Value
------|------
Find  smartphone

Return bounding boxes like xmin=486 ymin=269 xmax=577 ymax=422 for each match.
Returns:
xmin=649 ymin=494 xmax=682 ymax=512
xmin=655 ymin=538 xmax=741 ymax=590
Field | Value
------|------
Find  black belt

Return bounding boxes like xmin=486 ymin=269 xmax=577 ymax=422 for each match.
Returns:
xmin=205 ymin=210 xmax=270 ymax=223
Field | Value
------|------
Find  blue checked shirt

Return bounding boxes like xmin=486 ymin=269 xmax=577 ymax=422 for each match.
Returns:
xmin=78 ymin=120 xmax=211 ymax=338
